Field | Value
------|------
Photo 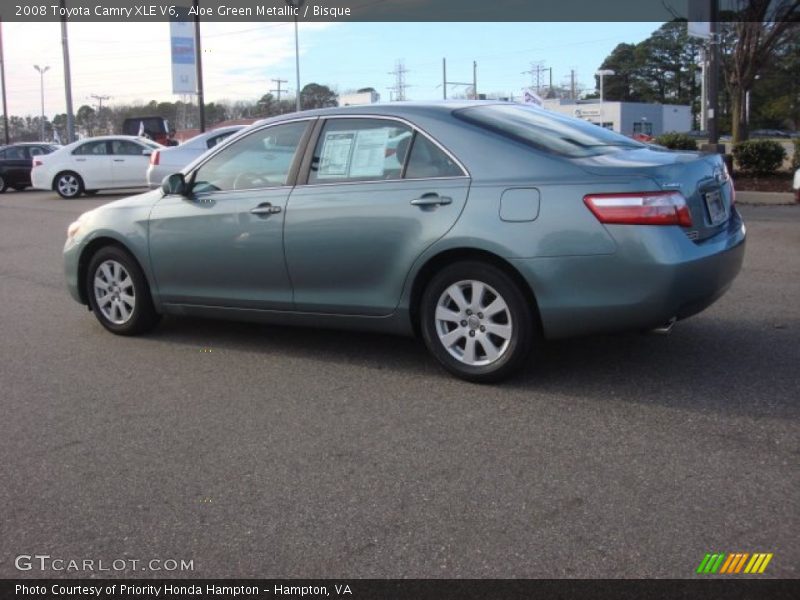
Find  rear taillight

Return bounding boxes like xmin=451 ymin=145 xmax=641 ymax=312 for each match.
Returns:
xmin=32 ymin=159 xmax=43 ymax=168
xmin=584 ymin=191 xmax=692 ymax=227
xmin=150 ymin=150 xmax=160 ymax=166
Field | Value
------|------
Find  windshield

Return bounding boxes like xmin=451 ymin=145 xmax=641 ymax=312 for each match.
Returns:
xmin=454 ymin=104 xmax=644 ymax=158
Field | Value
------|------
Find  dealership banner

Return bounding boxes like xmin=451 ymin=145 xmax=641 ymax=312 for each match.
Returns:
xmin=169 ymin=17 xmax=197 ymax=95
xmin=3 ymin=0 xmax=798 ymax=22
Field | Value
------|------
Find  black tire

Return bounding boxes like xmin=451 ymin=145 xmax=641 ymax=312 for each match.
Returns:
xmin=420 ymin=261 xmax=536 ymax=383
xmin=0 ymin=175 xmax=6 ymax=193
xmin=85 ymin=245 xmax=160 ymax=335
xmin=54 ymin=171 xmax=84 ymax=199
xmin=12 ymin=185 xmax=27 ymax=191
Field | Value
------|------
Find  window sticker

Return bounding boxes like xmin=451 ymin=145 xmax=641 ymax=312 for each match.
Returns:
xmin=318 ymin=131 xmax=356 ymax=178
xmin=349 ymin=128 xmax=390 ymax=178
xmin=317 ymin=128 xmax=390 ymax=179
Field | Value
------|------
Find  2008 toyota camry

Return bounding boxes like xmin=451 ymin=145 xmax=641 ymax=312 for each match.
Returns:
xmin=64 ymin=103 xmax=745 ymax=382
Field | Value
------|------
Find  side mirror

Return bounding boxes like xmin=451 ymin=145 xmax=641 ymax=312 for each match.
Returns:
xmin=161 ymin=173 xmax=188 ymax=196
xmin=142 ymin=149 xmax=152 ymax=156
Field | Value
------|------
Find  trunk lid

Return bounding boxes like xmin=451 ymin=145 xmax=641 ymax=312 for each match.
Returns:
xmin=574 ymin=147 xmax=733 ymax=242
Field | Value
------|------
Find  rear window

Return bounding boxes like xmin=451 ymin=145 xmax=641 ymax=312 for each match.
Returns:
xmin=454 ymin=104 xmax=644 ymax=158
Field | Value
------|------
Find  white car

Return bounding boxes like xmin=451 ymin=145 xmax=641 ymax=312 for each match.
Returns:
xmin=31 ymin=135 xmax=162 ymax=198
xmin=794 ymin=167 xmax=799 ymax=202
xmin=146 ymin=125 xmax=246 ymax=188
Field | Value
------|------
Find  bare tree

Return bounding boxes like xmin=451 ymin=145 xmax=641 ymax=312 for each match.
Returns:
xmin=722 ymin=0 xmax=800 ymax=142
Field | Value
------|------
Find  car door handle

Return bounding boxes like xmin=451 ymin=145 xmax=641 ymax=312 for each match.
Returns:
xmin=75 ymin=158 xmax=86 ymax=162
xmin=113 ymin=159 xmax=124 ymax=162
xmin=411 ymin=193 xmax=452 ymax=207
xmin=250 ymin=203 xmax=282 ymax=216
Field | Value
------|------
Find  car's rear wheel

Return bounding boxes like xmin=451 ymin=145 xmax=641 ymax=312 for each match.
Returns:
xmin=55 ymin=171 xmax=83 ymax=199
xmin=86 ymin=246 xmax=160 ymax=335
xmin=420 ymin=261 xmax=535 ymax=382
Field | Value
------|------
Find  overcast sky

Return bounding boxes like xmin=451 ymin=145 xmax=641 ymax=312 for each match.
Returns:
xmin=3 ymin=21 xmax=662 ymax=117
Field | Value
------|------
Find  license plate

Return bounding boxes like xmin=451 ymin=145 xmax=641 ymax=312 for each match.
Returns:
xmin=704 ymin=190 xmax=727 ymax=225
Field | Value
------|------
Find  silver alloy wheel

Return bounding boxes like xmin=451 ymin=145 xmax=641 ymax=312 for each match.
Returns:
xmin=57 ymin=174 xmax=80 ymax=197
xmin=435 ymin=279 xmax=512 ymax=366
xmin=93 ymin=260 xmax=136 ymax=325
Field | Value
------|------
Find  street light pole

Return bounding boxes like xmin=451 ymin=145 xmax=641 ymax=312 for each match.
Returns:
xmin=286 ymin=0 xmax=305 ymax=112
xmin=34 ymin=64 xmax=50 ymax=141
xmin=596 ymin=69 xmax=615 ymax=129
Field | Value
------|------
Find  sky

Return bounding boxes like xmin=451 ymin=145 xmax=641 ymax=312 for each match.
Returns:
xmin=2 ymin=21 xmax=663 ymax=118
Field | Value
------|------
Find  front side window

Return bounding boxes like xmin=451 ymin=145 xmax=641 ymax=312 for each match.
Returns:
xmin=192 ymin=121 xmax=309 ymax=193
xmin=73 ymin=141 xmax=108 ymax=156
xmin=309 ymin=119 xmax=412 ymax=184
xmin=29 ymin=146 xmax=46 ymax=157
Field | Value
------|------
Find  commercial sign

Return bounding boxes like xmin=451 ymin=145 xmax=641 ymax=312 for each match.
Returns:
xmin=170 ymin=19 xmax=197 ymax=95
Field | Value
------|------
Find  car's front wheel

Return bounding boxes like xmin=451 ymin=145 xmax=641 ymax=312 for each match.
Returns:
xmin=54 ymin=171 xmax=83 ymax=199
xmin=420 ymin=261 xmax=536 ymax=383
xmin=86 ymin=246 xmax=160 ymax=335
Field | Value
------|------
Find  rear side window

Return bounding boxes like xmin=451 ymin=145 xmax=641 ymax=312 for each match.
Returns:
xmin=111 ymin=140 xmax=145 ymax=155
xmin=73 ymin=141 xmax=108 ymax=155
xmin=405 ymin=134 xmax=464 ymax=179
xmin=207 ymin=131 xmax=236 ymax=149
xmin=309 ymin=119 xmax=412 ymax=184
xmin=454 ymin=104 xmax=644 ymax=158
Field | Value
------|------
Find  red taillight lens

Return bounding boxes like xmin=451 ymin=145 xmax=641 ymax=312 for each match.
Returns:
xmin=32 ymin=159 xmax=43 ymax=168
xmin=150 ymin=150 xmax=160 ymax=166
xmin=584 ymin=191 xmax=692 ymax=227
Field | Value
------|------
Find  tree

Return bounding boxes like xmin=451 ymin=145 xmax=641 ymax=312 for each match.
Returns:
xmin=720 ymin=1 xmax=800 ymax=142
xmin=300 ymin=83 xmax=338 ymax=110
xmin=76 ymin=105 xmax=97 ymax=137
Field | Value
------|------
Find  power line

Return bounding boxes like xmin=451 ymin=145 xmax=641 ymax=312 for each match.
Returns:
xmin=89 ymin=93 xmax=110 ymax=112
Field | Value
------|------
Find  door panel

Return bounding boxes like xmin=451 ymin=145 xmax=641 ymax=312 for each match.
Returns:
xmin=70 ymin=141 xmax=112 ymax=188
xmin=285 ymin=178 xmax=469 ymax=315
xmin=110 ymin=139 xmax=150 ymax=187
xmin=148 ymin=189 xmax=293 ymax=309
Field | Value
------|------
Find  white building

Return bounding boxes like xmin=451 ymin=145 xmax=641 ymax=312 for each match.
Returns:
xmin=542 ymin=98 xmax=692 ymax=137
xmin=339 ymin=90 xmax=381 ymax=106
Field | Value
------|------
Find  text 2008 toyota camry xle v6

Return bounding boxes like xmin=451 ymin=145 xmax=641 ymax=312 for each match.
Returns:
xmin=63 ymin=102 xmax=745 ymax=382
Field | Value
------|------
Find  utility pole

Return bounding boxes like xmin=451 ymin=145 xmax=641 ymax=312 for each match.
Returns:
xmin=60 ymin=0 xmax=75 ymax=142
xmin=270 ymin=78 xmax=288 ymax=105
xmin=33 ymin=65 xmax=50 ymax=141
xmin=285 ymin=0 xmax=305 ymax=111
xmin=473 ymin=61 xmax=477 ymax=99
xmin=0 ymin=19 xmax=9 ymax=145
xmin=705 ymin=0 xmax=723 ymax=152
xmin=389 ymin=60 xmax=409 ymax=101
xmin=193 ymin=0 xmax=205 ymax=132
xmin=89 ymin=94 xmax=110 ymax=112
xmin=442 ymin=58 xmax=446 ymax=100
xmin=570 ymin=69 xmax=576 ymax=100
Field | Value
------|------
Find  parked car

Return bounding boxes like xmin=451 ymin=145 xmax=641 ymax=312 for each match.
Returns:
xmin=794 ymin=167 xmax=800 ymax=202
xmin=32 ymin=136 xmax=162 ymax=198
xmin=63 ymin=102 xmax=745 ymax=382
xmin=0 ymin=142 xmax=59 ymax=192
xmin=146 ymin=125 xmax=246 ymax=188
xmin=750 ymin=129 xmax=791 ymax=139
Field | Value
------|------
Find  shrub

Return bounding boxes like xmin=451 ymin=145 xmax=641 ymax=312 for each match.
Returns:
xmin=733 ymin=139 xmax=786 ymax=176
xmin=654 ymin=132 xmax=699 ymax=151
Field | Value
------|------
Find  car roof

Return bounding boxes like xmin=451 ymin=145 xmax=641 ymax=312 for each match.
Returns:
xmin=254 ymin=100 xmax=511 ymax=127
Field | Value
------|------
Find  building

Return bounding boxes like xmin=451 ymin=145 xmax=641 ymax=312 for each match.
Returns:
xmin=339 ymin=90 xmax=381 ymax=106
xmin=542 ymin=98 xmax=692 ymax=137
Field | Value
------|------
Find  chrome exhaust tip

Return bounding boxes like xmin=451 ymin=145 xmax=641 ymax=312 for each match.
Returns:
xmin=648 ymin=317 xmax=677 ymax=336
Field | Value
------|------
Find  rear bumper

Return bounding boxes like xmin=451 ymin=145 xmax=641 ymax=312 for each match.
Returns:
xmin=511 ymin=210 xmax=746 ymax=339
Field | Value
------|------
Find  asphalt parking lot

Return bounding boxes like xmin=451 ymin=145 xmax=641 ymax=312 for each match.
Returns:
xmin=1 ymin=190 xmax=798 ymax=579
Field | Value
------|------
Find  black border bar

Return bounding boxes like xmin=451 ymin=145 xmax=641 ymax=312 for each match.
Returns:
xmin=3 ymin=0 xmax=800 ymax=22
xmin=3 ymin=579 xmax=800 ymax=600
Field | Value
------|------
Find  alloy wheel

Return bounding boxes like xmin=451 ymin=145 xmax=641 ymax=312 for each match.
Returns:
xmin=93 ymin=260 xmax=136 ymax=325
